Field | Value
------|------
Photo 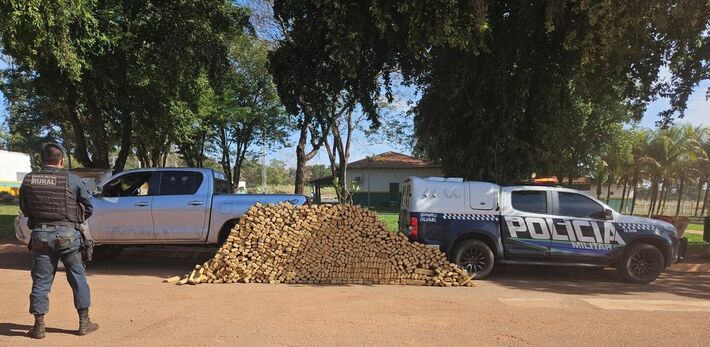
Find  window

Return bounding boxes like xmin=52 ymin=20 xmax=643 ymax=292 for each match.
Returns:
xmin=103 ymin=172 xmax=153 ymax=197
xmin=511 ymin=191 xmax=547 ymax=214
xmin=214 ymin=177 xmax=231 ymax=195
xmin=158 ymin=171 xmax=203 ymax=196
xmin=558 ymin=192 xmax=605 ymax=219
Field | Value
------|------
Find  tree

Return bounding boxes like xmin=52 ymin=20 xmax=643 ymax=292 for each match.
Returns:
xmin=321 ymin=99 xmax=359 ymax=203
xmin=671 ymin=125 xmax=706 ymax=216
xmin=269 ymin=1 xmax=400 ymax=195
xmin=209 ymin=36 xmax=290 ymax=191
xmin=414 ymin=1 xmax=710 ymax=182
xmin=694 ymin=126 xmax=710 ymax=216
xmin=0 ymin=126 xmax=7 ymax=150
xmin=268 ymin=1 xmax=710 ymax=183
xmin=0 ymin=0 xmax=250 ymax=171
xmin=601 ymin=126 xmax=633 ymax=203
xmin=628 ymin=129 xmax=655 ymax=215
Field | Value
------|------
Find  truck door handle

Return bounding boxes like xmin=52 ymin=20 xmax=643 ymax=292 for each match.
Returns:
xmin=134 ymin=201 xmax=150 ymax=207
xmin=188 ymin=201 xmax=204 ymax=206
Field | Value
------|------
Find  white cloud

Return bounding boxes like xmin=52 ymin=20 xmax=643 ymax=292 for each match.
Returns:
xmin=677 ymin=81 xmax=710 ymax=126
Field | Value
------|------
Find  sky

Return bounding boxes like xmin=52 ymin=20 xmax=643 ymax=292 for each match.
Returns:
xmin=1 ymin=61 xmax=708 ymax=168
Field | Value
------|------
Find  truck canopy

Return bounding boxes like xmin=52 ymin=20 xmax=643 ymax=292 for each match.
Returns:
xmin=405 ymin=177 xmax=498 ymax=214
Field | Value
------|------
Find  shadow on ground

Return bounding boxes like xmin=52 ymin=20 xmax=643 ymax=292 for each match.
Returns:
xmin=2 ymin=241 xmax=708 ymax=299
xmin=0 ymin=242 xmax=215 ymax=278
xmin=487 ymin=264 xmax=710 ymax=300
xmin=0 ymin=323 xmax=76 ymax=337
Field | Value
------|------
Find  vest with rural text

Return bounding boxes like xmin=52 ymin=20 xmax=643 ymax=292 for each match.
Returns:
xmin=21 ymin=168 xmax=80 ymax=224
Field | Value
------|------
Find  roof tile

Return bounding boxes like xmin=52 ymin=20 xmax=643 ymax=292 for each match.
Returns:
xmin=348 ymin=151 xmax=440 ymax=169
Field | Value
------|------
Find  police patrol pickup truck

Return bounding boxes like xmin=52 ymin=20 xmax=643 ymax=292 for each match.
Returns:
xmin=399 ymin=177 xmax=688 ymax=283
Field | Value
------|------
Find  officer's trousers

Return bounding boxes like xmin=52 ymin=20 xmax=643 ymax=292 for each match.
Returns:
xmin=29 ymin=227 xmax=91 ymax=315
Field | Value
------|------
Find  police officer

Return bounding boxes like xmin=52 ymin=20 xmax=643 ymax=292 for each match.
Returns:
xmin=19 ymin=143 xmax=99 ymax=339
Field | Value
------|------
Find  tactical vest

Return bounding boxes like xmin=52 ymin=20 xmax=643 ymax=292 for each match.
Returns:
xmin=21 ymin=168 xmax=81 ymax=225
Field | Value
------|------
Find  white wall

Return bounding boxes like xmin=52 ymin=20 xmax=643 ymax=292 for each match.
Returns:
xmin=0 ymin=150 xmax=32 ymax=182
xmin=350 ymin=168 xmax=444 ymax=192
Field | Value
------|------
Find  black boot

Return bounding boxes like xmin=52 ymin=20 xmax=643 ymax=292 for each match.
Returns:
xmin=27 ymin=314 xmax=45 ymax=339
xmin=77 ymin=309 xmax=99 ymax=336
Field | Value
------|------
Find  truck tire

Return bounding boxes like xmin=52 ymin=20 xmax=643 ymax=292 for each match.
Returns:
xmin=218 ymin=220 xmax=239 ymax=246
xmin=617 ymin=243 xmax=664 ymax=284
xmin=452 ymin=240 xmax=495 ymax=279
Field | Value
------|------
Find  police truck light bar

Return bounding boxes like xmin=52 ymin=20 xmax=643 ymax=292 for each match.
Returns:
xmin=532 ymin=176 xmax=559 ymax=185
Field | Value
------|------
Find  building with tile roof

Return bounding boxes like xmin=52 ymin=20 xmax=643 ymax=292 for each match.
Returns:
xmin=309 ymin=152 xmax=443 ymax=206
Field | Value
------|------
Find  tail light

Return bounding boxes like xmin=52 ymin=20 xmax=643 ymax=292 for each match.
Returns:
xmin=408 ymin=216 xmax=419 ymax=240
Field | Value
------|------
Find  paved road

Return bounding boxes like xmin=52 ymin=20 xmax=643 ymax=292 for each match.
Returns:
xmin=0 ymin=243 xmax=708 ymax=346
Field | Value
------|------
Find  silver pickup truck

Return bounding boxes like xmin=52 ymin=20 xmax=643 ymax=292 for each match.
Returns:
xmin=15 ymin=168 xmax=306 ymax=255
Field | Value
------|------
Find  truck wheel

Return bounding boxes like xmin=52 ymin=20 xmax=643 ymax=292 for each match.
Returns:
xmin=452 ymin=240 xmax=494 ymax=279
xmin=218 ymin=220 xmax=238 ymax=246
xmin=618 ymin=243 xmax=664 ymax=284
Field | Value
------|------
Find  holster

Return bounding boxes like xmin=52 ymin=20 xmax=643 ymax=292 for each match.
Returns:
xmin=82 ymin=238 xmax=94 ymax=262
xmin=77 ymin=204 xmax=94 ymax=262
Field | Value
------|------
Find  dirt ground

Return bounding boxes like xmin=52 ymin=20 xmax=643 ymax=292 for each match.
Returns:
xmin=0 ymin=242 xmax=708 ymax=346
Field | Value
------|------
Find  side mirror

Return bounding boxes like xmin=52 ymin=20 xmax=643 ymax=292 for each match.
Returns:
xmin=92 ymin=188 xmax=103 ymax=198
xmin=604 ymin=208 xmax=613 ymax=220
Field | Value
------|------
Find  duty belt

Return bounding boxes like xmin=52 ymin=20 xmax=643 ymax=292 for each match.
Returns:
xmin=34 ymin=221 xmax=79 ymax=230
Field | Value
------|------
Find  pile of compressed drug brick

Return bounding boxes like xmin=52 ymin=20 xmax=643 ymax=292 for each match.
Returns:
xmin=173 ymin=203 xmax=473 ymax=287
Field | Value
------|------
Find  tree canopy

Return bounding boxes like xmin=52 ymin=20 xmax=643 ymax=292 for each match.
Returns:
xmin=0 ymin=0 xmax=251 ymax=171
xmin=270 ymin=0 xmax=710 ymax=182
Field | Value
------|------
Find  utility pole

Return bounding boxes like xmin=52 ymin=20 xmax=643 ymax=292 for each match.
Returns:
xmin=261 ymin=146 xmax=267 ymax=193
xmin=367 ymin=156 xmax=371 ymax=207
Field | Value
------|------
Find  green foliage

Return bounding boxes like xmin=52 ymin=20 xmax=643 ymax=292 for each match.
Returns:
xmin=0 ymin=0 xmax=251 ymax=170
xmin=209 ymin=36 xmax=291 ymax=187
xmin=0 ymin=203 xmax=19 ymax=240
xmin=415 ymin=1 xmax=709 ymax=182
xmin=305 ymin=164 xmax=331 ymax=181
xmin=270 ymin=0 xmax=709 ymax=183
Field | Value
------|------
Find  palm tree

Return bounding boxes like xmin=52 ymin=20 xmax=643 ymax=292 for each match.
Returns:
xmin=672 ymin=125 xmax=707 ymax=216
xmin=635 ymin=126 xmax=700 ymax=216
xmin=628 ymin=128 xmax=655 ymax=215
xmin=690 ymin=126 xmax=710 ymax=216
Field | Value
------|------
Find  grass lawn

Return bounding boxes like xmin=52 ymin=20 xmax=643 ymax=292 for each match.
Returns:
xmin=0 ymin=204 xmax=19 ymax=240
xmin=685 ymin=232 xmax=707 ymax=247
xmin=687 ymin=223 xmax=703 ymax=231
xmin=370 ymin=207 xmax=399 ymax=232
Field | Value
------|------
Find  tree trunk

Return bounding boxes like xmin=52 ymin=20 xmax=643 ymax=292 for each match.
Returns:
xmin=113 ymin=113 xmax=133 ymax=173
xmin=85 ymin=93 xmax=111 ymax=169
xmin=67 ymin=108 xmax=94 ymax=168
xmin=703 ymin=182 xmax=710 ymax=216
xmin=651 ymin=183 xmax=664 ymax=215
xmin=294 ymin=114 xmax=324 ymax=195
xmin=294 ymin=145 xmax=307 ymax=195
xmin=658 ymin=181 xmax=669 ymax=215
xmin=217 ymin=129 xmax=233 ymax=190
xmin=648 ymin=179 xmax=657 ymax=217
xmin=232 ymin=137 xmax=251 ymax=192
xmin=605 ymin=173 xmax=613 ymax=203
xmin=694 ymin=178 xmax=705 ymax=216
xmin=630 ymin=169 xmax=639 ymax=215
xmin=619 ymin=178 xmax=628 ymax=213
xmin=675 ymin=176 xmax=685 ymax=216
xmin=596 ymin=182 xmax=603 ymax=200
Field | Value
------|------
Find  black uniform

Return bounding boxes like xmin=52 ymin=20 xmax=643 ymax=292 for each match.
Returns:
xmin=19 ymin=166 xmax=93 ymax=314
